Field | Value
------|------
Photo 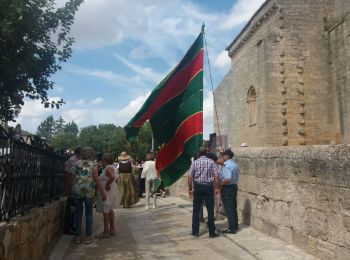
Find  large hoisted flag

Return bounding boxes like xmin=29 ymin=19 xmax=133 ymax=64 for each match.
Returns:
xmin=124 ymin=27 xmax=204 ymax=187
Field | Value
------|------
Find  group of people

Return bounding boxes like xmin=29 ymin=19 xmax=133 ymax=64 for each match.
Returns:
xmin=63 ymin=147 xmax=156 ymax=244
xmin=62 ymin=145 xmax=239 ymax=243
xmin=188 ymin=147 xmax=240 ymax=238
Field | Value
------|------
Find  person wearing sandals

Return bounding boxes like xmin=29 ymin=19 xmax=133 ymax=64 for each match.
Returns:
xmin=95 ymin=153 xmax=118 ymax=238
xmin=117 ymin=151 xmax=139 ymax=208
xmin=141 ymin=152 xmax=158 ymax=209
xmin=72 ymin=147 xmax=106 ymax=244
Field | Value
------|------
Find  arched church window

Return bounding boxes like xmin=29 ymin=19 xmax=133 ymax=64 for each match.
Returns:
xmin=247 ymin=86 xmax=257 ymax=126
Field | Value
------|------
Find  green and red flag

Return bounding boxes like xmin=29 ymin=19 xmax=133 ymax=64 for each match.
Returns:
xmin=124 ymin=28 xmax=204 ymax=187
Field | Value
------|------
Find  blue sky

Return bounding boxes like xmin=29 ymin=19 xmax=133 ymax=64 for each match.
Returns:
xmin=13 ymin=0 xmax=265 ymax=139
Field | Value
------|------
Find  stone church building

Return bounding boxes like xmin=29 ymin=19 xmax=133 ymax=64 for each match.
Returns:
xmin=215 ymin=0 xmax=350 ymax=147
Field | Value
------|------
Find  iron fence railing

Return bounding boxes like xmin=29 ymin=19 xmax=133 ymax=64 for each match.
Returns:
xmin=0 ymin=125 xmax=68 ymax=221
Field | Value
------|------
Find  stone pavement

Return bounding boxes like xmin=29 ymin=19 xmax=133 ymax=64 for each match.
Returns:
xmin=49 ymin=196 xmax=318 ymax=260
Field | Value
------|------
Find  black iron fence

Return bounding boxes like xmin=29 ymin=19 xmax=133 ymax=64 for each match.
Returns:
xmin=0 ymin=125 xmax=68 ymax=221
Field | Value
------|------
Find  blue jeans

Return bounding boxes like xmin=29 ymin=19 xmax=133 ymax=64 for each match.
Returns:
xmin=221 ymin=184 xmax=238 ymax=231
xmin=192 ymin=182 xmax=216 ymax=236
xmin=74 ymin=197 xmax=94 ymax=237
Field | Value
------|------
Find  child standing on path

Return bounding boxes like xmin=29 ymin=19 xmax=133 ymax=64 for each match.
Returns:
xmin=96 ymin=153 xmax=118 ymax=238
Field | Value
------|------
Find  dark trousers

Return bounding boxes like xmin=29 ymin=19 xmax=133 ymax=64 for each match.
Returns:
xmin=192 ymin=182 xmax=216 ymax=236
xmin=221 ymin=184 xmax=238 ymax=231
xmin=138 ymin=177 xmax=145 ymax=197
xmin=64 ymin=197 xmax=76 ymax=233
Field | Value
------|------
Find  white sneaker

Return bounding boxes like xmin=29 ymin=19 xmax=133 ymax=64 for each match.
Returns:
xmin=152 ymin=205 xmax=157 ymax=209
xmin=145 ymin=206 xmax=150 ymax=210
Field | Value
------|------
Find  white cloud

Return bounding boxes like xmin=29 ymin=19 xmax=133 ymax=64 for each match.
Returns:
xmin=76 ymin=99 xmax=85 ymax=105
xmin=65 ymin=65 xmax=135 ymax=84
xmin=11 ymin=97 xmax=63 ymax=133
xmin=51 ymin=85 xmax=65 ymax=94
xmin=90 ymin=97 xmax=104 ymax=105
xmin=220 ymin=0 xmax=266 ymax=30
xmin=116 ymin=92 xmax=151 ymax=126
xmin=114 ymin=54 xmax=164 ymax=83
xmin=61 ymin=109 xmax=89 ymax=124
xmin=129 ymin=46 xmax=151 ymax=60
xmin=69 ymin=0 xmax=264 ymax=56
xmin=67 ymin=0 xmax=265 ymax=93
xmin=11 ymin=98 xmax=122 ymax=133
xmin=214 ymin=50 xmax=230 ymax=69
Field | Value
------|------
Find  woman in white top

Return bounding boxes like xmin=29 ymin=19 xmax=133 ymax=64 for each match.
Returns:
xmin=96 ymin=153 xmax=118 ymax=238
xmin=141 ymin=152 xmax=158 ymax=209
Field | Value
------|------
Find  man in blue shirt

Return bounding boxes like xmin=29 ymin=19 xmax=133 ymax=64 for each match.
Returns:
xmin=219 ymin=149 xmax=240 ymax=234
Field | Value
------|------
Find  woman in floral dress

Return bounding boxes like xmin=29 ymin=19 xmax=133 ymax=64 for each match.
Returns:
xmin=72 ymin=147 xmax=106 ymax=244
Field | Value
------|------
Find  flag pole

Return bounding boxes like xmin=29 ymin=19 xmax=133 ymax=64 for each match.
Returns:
xmin=151 ymin=133 xmax=154 ymax=152
xmin=201 ymin=23 xmax=205 ymax=147
xmin=203 ymin=23 xmax=223 ymax=221
xmin=203 ymin=23 xmax=223 ymax=150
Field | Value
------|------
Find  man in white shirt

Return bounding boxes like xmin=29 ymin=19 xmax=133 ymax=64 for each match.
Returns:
xmin=141 ymin=152 xmax=158 ymax=209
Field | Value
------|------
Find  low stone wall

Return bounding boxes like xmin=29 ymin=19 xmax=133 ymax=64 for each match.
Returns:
xmin=235 ymin=145 xmax=350 ymax=260
xmin=0 ymin=198 xmax=66 ymax=260
xmin=171 ymin=145 xmax=350 ymax=259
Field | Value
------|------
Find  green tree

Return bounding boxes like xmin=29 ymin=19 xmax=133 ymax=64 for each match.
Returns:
xmin=129 ymin=122 xmax=153 ymax=161
xmin=64 ymin=121 xmax=79 ymax=136
xmin=78 ymin=124 xmax=124 ymax=156
xmin=54 ymin=116 xmax=66 ymax=135
xmin=36 ymin=115 xmax=56 ymax=141
xmin=48 ymin=118 xmax=78 ymax=149
xmin=0 ymin=0 xmax=84 ymax=123
xmin=78 ymin=125 xmax=99 ymax=149
xmin=51 ymin=132 xmax=78 ymax=150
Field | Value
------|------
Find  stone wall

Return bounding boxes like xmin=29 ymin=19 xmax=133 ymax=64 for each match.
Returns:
xmin=236 ymin=145 xmax=350 ymax=260
xmin=0 ymin=198 xmax=66 ymax=260
xmin=170 ymin=145 xmax=350 ymax=259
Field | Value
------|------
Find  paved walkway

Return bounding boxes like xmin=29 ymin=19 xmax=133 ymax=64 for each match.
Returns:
xmin=49 ymin=196 xmax=318 ymax=260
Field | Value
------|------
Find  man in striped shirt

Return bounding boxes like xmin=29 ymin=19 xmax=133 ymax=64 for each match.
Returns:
xmin=188 ymin=147 xmax=220 ymax=238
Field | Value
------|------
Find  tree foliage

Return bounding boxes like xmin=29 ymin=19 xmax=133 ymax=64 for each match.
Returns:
xmin=61 ymin=123 xmax=152 ymax=161
xmin=54 ymin=116 xmax=66 ymax=135
xmin=36 ymin=115 xmax=56 ymax=140
xmin=78 ymin=124 xmax=128 ymax=158
xmin=0 ymin=0 xmax=83 ymax=122
xmin=35 ymin=115 xmax=153 ymax=160
xmin=64 ymin=121 xmax=79 ymax=136
xmin=36 ymin=114 xmax=79 ymax=146
xmin=51 ymin=132 xmax=78 ymax=150
xmin=129 ymin=122 xmax=153 ymax=161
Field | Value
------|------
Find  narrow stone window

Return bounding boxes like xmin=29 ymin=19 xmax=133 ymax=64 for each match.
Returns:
xmin=247 ymin=86 xmax=257 ymax=126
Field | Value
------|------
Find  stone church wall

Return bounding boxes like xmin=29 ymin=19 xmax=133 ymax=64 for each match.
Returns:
xmin=328 ymin=0 xmax=350 ymax=144
xmin=216 ymin=0 xmax=344 ymax=147
xmin=215 ymin=0 xmax=281 ymax=147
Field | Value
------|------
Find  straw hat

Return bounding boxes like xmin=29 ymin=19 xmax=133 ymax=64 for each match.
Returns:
xmin=118 ymin=151 xmax=130 ymax=161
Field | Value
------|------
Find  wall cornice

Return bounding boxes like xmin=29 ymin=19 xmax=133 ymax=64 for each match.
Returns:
xmin=226 ymin=0 xmax=278 ymax=57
